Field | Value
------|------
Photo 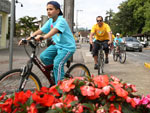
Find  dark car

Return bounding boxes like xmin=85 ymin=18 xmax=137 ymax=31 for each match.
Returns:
xmin=123 ymin=37 xmax=143 ymax=52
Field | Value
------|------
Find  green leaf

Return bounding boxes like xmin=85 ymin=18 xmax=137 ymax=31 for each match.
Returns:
xmin=46 ymin=109 xmax=58 ymax=113
xmin=82 ymin=103 xmax=95 ymax=111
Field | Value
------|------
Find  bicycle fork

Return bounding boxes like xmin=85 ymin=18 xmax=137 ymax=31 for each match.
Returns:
xmin=18 ymin=60 xmax=33 ymax=91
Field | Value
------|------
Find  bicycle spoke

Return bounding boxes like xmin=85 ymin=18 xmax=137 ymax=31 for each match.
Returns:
xmin=0 ymin=69 xmax=41 ymax=95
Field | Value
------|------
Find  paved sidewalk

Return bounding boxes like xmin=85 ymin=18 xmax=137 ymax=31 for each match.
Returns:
xmin=0 ymin=44 xmax=150 ymax=95
xmin=80 ymin=44 xmax=150 ymax=96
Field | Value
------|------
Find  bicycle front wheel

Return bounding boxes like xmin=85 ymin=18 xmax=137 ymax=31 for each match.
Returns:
xmin=98 ymin=51 xmax=104 ymax=75
xmin=119 ymin=51 xmax=126 ymax=64
xmin=65 ymin=63 xmax=91 ymax=78
xmin=113 ymin=49 xmax=118 ymax=62
xmin=0 ymin=69 xmax=42 ymax=94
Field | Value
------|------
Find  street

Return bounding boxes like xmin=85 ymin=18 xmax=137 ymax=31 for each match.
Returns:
xmin=0 ymin=43 xmax=150 ymax=95
xmin=127 ymin=50 xmax=150 ymax=65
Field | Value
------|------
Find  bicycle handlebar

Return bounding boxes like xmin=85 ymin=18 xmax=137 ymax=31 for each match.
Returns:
xmin=21 ymin=36 xmax=55 ymax=48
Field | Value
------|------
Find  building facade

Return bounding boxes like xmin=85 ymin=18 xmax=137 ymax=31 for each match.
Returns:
xmin=0 ymin=0 xmax=11 ymax=49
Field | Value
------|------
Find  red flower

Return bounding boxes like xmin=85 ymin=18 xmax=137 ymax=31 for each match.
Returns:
xmin=0 ymin=98 xmax=13 ymax=113
xmin=93 ymin=75 xmax=109 ymax=88
xmin=32 ymin=91 xmax=55 ymax=107
xmin=61 ymin=94 xmax=78 ymax=108
xmin=41 ymin=87 xmax=49 ymax=93
xmin=14 ymin=90 xmax=32 ymax=106
xmin=72 ymin=103 xmax=84 ymax=113
xmin=0 ymin=93 xmax=6 ymax=101
xmin=109 ymin=104 xmax=122 ymax=113
xmin=27 ymin=103 xmax=38 ymax=113
xmin=130 ymin=98 xmax=137 ymax=108
xmin=109 ymin=95 xmax=116 ymax=101
xmin=87 ymin=88 xmax=102 ymax=100
xmin=59 ymin=79 xmax=75 ymax=92
xmin=115 ymin=86 xmax=128 ymax=98
xmin=49 ymin=85 xmax=60 ymax=96
xmin=80 ymin=86 xmax=95 ymax=96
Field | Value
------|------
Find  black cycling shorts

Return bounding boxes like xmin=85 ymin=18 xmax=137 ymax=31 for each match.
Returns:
xmin=92 ymin=40 xmax=109 ymax=57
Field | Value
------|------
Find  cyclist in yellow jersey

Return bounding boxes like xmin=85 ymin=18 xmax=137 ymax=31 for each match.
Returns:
xmin=89 ymin=16 xmax=112 ymax=69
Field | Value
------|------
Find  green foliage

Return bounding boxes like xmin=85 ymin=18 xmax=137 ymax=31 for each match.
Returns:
xmin=16 ymin=16 xmax=39 ymax=37
xmin=110 ymin=0 xmax=150 ymax=36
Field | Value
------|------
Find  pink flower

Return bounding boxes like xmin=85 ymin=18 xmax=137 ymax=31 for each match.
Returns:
xmin=80 ymin=86 xmax=95 ymax=96
xmin=141 ymin=96 xmax=149 ymax=105
xmin=110 ymin=75 xmax=120 ymax=82
xmin=102 ymin=86 xmax=111 ymax=95
xmin=59 ymin=79 xmax=75 ymax=92
xmin=133 ymin=97 xmax=141 ymax=105
xmin=146 ymin=104 xmax=150 ymax=108
xmin=93 ymin=75 xmax=109 ymax=88
xmin=51 ymin=102 xmax=63 ymax=109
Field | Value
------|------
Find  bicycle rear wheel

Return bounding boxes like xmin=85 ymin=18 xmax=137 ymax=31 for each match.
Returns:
xmin=65 ymin=63 xmax=91 ymax=78
xmin=119 ymin=51 xmax=126 ymax=64
xmin=0 ymin=69 xmax=42 ymax=94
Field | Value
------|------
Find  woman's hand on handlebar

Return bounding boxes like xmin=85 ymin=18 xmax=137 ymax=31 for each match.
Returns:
xmin=35 ymin=35 xmax=44 ymax=41
xmin=18 ymin=36 xmax=31 ymax=46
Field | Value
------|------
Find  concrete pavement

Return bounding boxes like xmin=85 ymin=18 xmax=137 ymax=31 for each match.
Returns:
xmin=0 ymin=43 xmax=150 ymax=95
xmin=79 ymin=43 xmax=150 ymax=96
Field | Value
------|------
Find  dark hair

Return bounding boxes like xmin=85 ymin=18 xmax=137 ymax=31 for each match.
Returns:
xmin=96 ymin=16 xmax=103 ymax=21
xmin=47 ymin=1 xmax=63 ymax=15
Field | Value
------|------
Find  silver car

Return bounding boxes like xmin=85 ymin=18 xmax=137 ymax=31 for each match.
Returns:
xmin=123 ymin=37 xmax=143 ymax=52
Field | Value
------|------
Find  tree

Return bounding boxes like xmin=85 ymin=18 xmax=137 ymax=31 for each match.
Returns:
xmin=16 ymin=16 xmax=39 ymax=37
xmin=105 ymin=9 xmax=114 ymax=25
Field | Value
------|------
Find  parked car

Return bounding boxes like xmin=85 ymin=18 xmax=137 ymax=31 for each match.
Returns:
xmin=123 ymin=37 xmax=143 ymax=52
xmin=140 ymin=40 xmax=149 ymax=47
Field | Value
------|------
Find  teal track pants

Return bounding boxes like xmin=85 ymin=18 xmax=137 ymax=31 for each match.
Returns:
xmin=40 ymin=45 xmax=74 ymax=84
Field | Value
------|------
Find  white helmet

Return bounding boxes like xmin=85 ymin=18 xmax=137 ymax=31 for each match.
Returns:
xmin=116 ymin=33 xmax=120 ymax=36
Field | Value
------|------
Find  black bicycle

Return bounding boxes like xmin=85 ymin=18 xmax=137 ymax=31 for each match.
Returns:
xmin=113 ymin=43 xmax=126 ymax=64
xmin=0 ymin=37 xmax=91 ymax=94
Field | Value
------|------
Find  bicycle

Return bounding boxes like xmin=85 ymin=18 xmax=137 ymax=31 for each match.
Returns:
xmin=0 ymin=37 xmax=91 ymax=94
xmin=113 ymin=43 xmax=126 ymax=64
xmin=95 ymin=41 xmax=106 ymax=75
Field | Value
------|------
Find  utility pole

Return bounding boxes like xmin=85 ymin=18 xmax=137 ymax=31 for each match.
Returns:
xmin=9 ymin=0 xmax=15 ymax=70
xmin=63 ymin=0 xmax=74 ymax=62
xmin=63 ymin=0 xmax=74 ymax=32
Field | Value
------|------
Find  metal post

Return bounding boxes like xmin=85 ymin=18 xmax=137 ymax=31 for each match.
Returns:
xmin=9 ymin=0 xmax=15 ymax=70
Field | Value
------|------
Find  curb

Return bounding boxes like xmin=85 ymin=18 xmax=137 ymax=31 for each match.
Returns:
xmin=144 ymin=62 xmax=150 ymax=69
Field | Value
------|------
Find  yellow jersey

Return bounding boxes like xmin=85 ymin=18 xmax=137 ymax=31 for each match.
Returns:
xmin=91 ymin=23 xmax=111 ymax=41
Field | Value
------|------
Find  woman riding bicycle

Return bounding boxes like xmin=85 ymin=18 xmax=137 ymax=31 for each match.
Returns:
xmin=113 ymin=33 xmax=124 ymax=52
xmin=19 ymin=1 xmax=76 ymax=84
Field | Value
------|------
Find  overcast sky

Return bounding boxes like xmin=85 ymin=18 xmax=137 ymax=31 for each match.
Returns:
xmin=15 ymin=0 xmax=126 ymax=29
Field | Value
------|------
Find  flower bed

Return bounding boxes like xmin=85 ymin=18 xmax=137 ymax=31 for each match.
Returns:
xmin=0 ymin=75 xmax=150 ymax=113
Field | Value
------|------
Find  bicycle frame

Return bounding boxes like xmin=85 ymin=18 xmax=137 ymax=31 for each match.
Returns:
xmin=19 ymin=40 xmax=55 ymax=91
